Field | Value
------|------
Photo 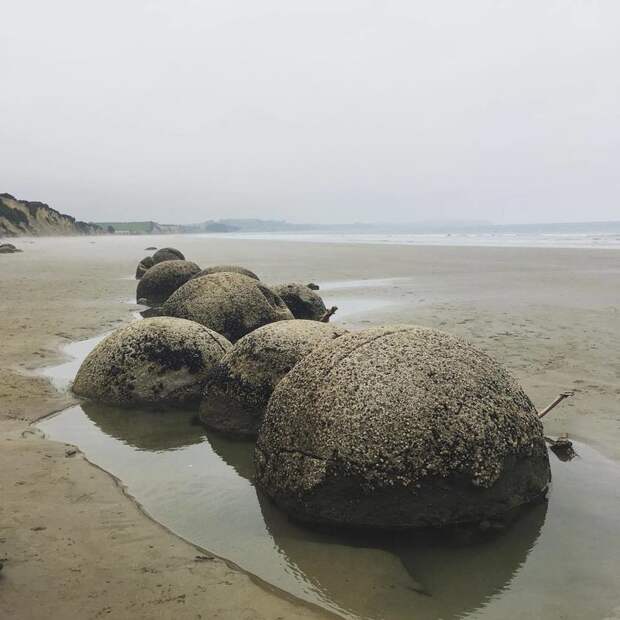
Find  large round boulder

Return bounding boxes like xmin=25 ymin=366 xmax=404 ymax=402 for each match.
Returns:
xmin=152 ymin=247 xmax=185 ymax=264
xmin=135 ymin=255 xmax=154 ymax=279
xmin=136 ymin=260 xmax=201 ymax=305
xmin=272 ymin=283 xmax=327 ymax=321
xmin=72 ymin=317 xmax=232 ymax=406
xmin=194 ymin=265 xmax=259 ymax=280
xmin=255 ymin=325 xmax=550 ymax=530
xmin=161 ymin=272 xmax=293 ymax=342
xmin=200 ymin=320 xmax=346 ymax=437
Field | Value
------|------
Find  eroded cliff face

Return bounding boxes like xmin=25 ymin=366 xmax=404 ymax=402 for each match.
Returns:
xmin=0 ymin=193 xmax=104 ymax=237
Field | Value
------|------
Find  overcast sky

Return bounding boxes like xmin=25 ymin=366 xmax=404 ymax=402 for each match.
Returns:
xmin=2 ymin=1 xmax=619 ymax=225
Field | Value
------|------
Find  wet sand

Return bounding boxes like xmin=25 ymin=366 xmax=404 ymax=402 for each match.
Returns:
xmin=1 ymin=234 xmax=620 ymax=618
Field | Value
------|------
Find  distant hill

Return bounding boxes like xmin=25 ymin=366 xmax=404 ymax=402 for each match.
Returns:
xmin=180 ymin=218 xmax=496 ymax=234
xmin=0 ymin=194 xmax=105 ymax=237
xmin=96 ymin=221 xmax=164 ymax=235
xmin=92 ymin=216 xmax=620 ymax=237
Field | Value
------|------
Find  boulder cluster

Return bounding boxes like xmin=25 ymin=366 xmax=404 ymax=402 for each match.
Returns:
xmin=72 ymin=245 xmax=551 ymax=531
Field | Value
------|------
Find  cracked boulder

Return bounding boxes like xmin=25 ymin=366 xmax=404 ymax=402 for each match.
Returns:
xmin=272 ymin=283 xmax=327 ymax=321
xmin=135 ymin=255 xmax=154 ymax=279
xmin=136 ymin=259 xmax=201 ymax=305
xmin=200 ymin=320 xmax=346 ymax=437
xmin=194 ymin=264 xmax=259 ymax=280
xmin=255 ymin=325 xmax=550 ymax=530
xmin=72 ymin=317 xmax=232 ymax=406
xmin=152 ymin=247 xmax=185 ymax=264
xmin=161 ymin=272 xmax=293 ymax=343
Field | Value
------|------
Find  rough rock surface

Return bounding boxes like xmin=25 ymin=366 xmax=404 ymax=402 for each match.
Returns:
xmin=73 ymin=317 xmax=231 ymax=405
xmin=200 ymin=320 xmax=346 ymax=437
xmin=162 ymin=272 xmax=293 ymax=342
xmin=135 ymin=255 xmax=154 ymax=279
xmin=255 ymin=325 xmax=551 ymax=530
xmin=272 ymin=283 xmax=327 ymax=320
xmin=194 ymin=264 xmax=259 ymax=280
xmin=152 ymin=247 xmax=185 ymax=264
xmin=136 ymin=260 xmax=201 ymax=304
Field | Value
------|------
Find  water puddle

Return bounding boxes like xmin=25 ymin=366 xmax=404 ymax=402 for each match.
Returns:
xmin=319 ymin=277 xmax=407 ymax=291
xmin=35 ymin=327 xmax=620 ymax=620
xmin=37 ymin=404 xmax=620 ymax=620
xmin=39 ymin=334 xmax=108 ymax=391
xmin=325 ymin=296 xmax=396 ymax=321
xmin=314 ymin=278 xmax=408 ymax=322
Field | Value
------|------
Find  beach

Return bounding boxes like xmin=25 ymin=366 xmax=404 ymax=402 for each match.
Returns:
xmin=1 ymin=235 xmax=620 ymax=619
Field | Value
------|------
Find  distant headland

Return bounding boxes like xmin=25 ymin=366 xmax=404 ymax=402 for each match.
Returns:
xmin=0 ymin=194 xmax=105 ymax=237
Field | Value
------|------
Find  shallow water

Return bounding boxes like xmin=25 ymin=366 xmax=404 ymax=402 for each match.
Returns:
xmin=319 ymin=277 xmax=407 ymax=291
xmin=188 ymin=231 xmax=620 ymax=250
xmin=38 ymin=401 xmax=620 ymax=620
xmin=39 ymin=334 xmax=108 ymax=391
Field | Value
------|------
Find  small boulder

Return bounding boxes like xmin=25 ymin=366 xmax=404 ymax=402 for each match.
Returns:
xmin=272 ymin=283 xmax=327 ymax=321
xmin=152 ymin=247 xmax=185 ymax=264
xmin=135 ymin=256 xmax=154 ymax=279
xmin=162 ymin=272 xmax=293 ymax=342
xmin=72 ymin=317 xmax=231 ymax=405
xmin=136 ymin=260 xmax=201 ymax=305
xmin=200 ymin=320 xmax=346 ymax=437
xmin=306 ymin=282 xmax=320 ymax=290
xmin=144 ymin=246 xmax=157 ymax=250
xmin=194 ymin=265 xmax=259 ymax=280
xmin=0 ymin=243 xmax=22 ymax=254
xmin=255 ymin=325 xmax=551 ymax=530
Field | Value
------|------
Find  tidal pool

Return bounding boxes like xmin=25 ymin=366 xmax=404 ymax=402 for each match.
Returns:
xmin=38 ymin=402 xmax=620 ymax=620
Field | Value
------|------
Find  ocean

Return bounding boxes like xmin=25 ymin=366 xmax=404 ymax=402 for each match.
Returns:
xmin=189 ymin=228 xmax=620 ymax=250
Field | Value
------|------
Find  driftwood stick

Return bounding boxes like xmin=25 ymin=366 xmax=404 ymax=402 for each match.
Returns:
xmin=319 ymin=306 xmax=338 ymax=323
xmin=538 ymin=391 xmax=574 ymax=419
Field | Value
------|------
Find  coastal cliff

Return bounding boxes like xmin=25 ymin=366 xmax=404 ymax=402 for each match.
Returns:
xmin=0 ymin=193 xmax=104 ymax=237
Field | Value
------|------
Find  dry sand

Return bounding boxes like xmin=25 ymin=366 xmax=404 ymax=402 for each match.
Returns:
xmin=1 ymin=234 xmax=619 ymax=618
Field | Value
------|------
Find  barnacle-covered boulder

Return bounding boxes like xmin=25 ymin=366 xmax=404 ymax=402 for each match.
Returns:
xmin=255 ymin=325 xmax=550 ymax=530
xmin=272 ymin=283 xmax=327 ymax=321
xmin=135 ymin=256 xmax=154 ymax=279
xmin=194 ymin=265 xmax=259 ymax=280
xmin=136 ymin=260 xmax=201 ymax=305
xmin=152 ymin=247 xmax=185 ymax=264
xmin=72 ymin=317 xmax=231 ymax=405
xmin=161 ymin=272 xmax=293 ymax=342
xmin=200 ymin=320 xmax=346 ymax=437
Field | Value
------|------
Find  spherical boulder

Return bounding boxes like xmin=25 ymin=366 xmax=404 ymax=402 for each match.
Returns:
xmin=200 ymin=320 xmax=346 ymax=437
xmin=194 ymin=265 xmax=259 ymax=280
xmin=135 ymin=255 xmax=154 ymax=279
xmin=255 ymin=325 xmax=550 ymax=530
xmin=161 ymin=272 xmax=293 ymax=342
xmin=272 ymin=283 xmax=327 ymax=321
xmin=152 ymin=247 xmax=185 ymax=264
xmin=72 ymin=317 xmax=232 ymax=406
xmin=136 ymin=260 xmax=201 ymax=305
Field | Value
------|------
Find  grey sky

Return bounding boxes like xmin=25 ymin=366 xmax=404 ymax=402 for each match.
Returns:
xmin=2 ymin=1 xmax=619 ymax=225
